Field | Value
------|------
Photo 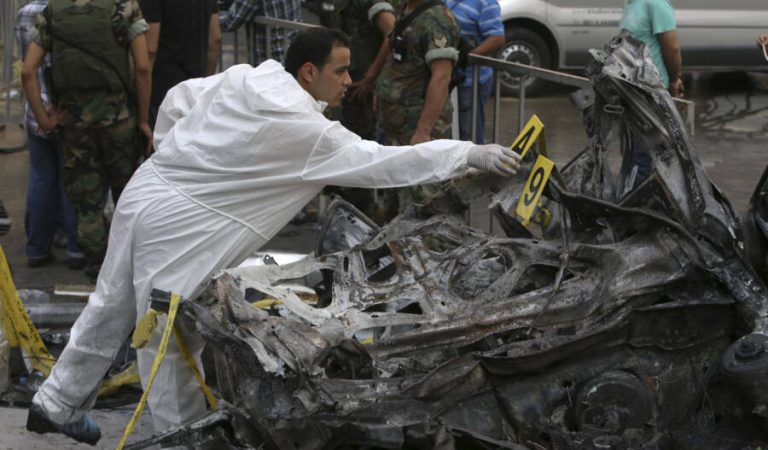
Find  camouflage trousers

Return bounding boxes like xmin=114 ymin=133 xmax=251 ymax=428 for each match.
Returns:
xmin=377 ymin=100 xmax=453 ymax=218
xmin=376 ymin=98 xmax=453 ymax=145
xmin=60 ymin=117 xmax=142 ymax=275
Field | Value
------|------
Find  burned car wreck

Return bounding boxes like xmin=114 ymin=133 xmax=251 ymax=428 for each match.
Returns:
xmin=132 ymin=33 xmax=768 ymax=449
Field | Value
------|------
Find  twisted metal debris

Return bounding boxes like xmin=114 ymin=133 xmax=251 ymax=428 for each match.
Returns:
xmin=130 ymin=32 xmax=768 ymax=450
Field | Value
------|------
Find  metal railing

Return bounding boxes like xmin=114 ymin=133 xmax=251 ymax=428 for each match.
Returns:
xmin=222 ymin=19 xmax=696 ymax=142
xmin=217 ymin=17 xmax=696 ymax=228
xmin=466 ymin=53 xmax=696 ymax=143
xmin=219 ymin=16 xmax=320 ymax=69
xmin=221 ymin=18 xmax=697 ymax=143
xmin=1 ymin=0 xmax=28 ymax=129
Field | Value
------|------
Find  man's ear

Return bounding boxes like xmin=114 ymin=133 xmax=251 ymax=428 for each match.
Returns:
xmin=297 ymin=62 xmax=317 ymax=84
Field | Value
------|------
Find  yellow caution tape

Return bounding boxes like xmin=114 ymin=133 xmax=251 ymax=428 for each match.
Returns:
xmin=116 ymin=292 xmax=182 ymax=450
xmin=0 ymin=287 xmax=16 ymax=348
xmin=516 ymin=155 xmax=555 ymax=226
xmin=0 ymin=246 xmax=55 ymax=375
xmin=0 ymin=245 xmax=136 ymax=396
xmin=98 ymin=362 xmax=140 ymax=397
xmin=117 ymin=293 xmax=217 ymax=450
xmin=174 ymin=327 xmax=217 ymax=409
xmin=252 ymin=286 xmax=319 ymax=309
xmin=12 ymin=60 xmax=22 ymax=83
xmin=531 ymin=205 xmax=552 ymax=228
xmin=253 ymin=298 xmax=283 ymax=309
xmin=510 ymin=114 xmax=544 ymax=160
xmin=131 ymin=309 xmax=159 ymax=349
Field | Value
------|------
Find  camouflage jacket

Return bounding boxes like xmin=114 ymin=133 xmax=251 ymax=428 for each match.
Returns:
xmin=336 ymin=0 xmax=398 ymax=75
xmin=33 ymin=0 xmax=148 ymax=129
xmin=375 ymin=0 xmax=459 ymax=139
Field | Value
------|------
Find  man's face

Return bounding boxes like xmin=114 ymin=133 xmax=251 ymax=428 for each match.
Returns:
xmin=307 ymin=46 xmax=352 ymax=107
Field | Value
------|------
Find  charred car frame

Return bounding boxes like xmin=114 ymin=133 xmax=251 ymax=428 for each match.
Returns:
xmin=128 ymin=33 xmax=768 ymax=450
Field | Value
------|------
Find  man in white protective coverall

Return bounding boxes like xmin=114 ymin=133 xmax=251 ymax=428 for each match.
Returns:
xmin=26 ymin=27 xmax=521 ymax=445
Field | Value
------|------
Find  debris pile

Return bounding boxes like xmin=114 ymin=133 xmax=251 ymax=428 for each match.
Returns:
xmin=140 ymin=33 xmax=768 ymax=450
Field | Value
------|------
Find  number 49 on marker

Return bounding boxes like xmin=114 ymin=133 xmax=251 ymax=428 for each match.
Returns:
xmin=510 ymin=114 xmax=544 ymax=159
xmin=516 ymin=154 xmax=554 ymax=226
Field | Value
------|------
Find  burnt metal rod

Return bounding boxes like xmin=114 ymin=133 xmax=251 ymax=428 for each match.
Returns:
xmin=471 ymin=64 xmax=479 ymax=143
xmin=517 ymin=76 xmax=526 ymax=134
xmin=493 ymin=71 xmax=501 ymax=144
xmin=26 ymin=303 xmax=85 ymax=328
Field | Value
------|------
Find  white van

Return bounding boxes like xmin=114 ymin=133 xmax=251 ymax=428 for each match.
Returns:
xmin=497 ymin=0 xmax=768 ymax=94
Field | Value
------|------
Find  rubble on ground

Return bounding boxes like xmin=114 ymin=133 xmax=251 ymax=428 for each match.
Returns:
xmin=133 ymin=32 xmax=768 ymax=450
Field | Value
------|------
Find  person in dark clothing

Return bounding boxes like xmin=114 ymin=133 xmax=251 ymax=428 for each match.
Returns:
xmin=140 ymin=0 xmax=221 ymax=127
xmin=21 ymin=0 xmax=152 ymax=281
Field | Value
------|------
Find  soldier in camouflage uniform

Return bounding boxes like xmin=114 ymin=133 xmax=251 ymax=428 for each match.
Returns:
xmin=21 ymin=0 xmax=151 ymax=280
xmin=375 ymin=0 xmax=460 ymax=211
xmin=335 ymin=0 xmax=396 ymax=139
xmin=323 ymin=0 xmax=397 ymax=218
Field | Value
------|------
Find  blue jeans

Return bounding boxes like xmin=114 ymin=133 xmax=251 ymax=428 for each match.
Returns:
xmin=25 ymin=131 xmax=80 ymax=259
xmin=458 ymin=80 xmax=494 ymax=143
xmin=630 ymin=136 xmax=652 ymax=187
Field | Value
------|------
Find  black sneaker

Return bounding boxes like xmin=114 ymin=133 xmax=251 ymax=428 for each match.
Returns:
xmin=26 ymin=404 xmax=101 ymax=445
xmin=84 ymin=265 xmax=100 ymax=284
xmin=27 ymin=253 xmax=54 ymax=268
xmin=0 ymin=200 xmax=10 ymax=236
xmin=67 ymin=256 xmax=86 ymax=270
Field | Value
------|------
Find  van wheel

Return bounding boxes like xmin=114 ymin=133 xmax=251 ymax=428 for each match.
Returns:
xmin=497 ymin=28 xmax=552 ymax=97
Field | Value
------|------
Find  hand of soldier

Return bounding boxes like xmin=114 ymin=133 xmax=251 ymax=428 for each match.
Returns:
xmin=139 ymin=122 xmax=153 ymax=157
xmin=410 ymin=129 xmax=432 ymax=146
xmin=467 ymin=144 xmax=521 ymax=177
xmin=37 ymin=108 xmax=66 ymax=134
xmin=668 ymin=77 xmax=685 ymax=98
xmin=350 ymin=75 xmax=375 ymax=103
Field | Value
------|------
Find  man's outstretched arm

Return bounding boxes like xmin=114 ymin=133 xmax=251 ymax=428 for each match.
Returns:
xmin=301 ymin=123 xmax=520 ymax=188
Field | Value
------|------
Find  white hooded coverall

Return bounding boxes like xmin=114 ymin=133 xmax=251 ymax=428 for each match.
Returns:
xmin=33 ymin=60 xmax=474 ymax=431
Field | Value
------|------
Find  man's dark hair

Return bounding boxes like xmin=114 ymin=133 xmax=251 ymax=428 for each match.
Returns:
xmin=284 ymin=28 xmax=350 ymax=77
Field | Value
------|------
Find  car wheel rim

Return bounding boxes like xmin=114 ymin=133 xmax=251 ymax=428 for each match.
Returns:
xmin=499 ymin=42 xmax=540 ymax=91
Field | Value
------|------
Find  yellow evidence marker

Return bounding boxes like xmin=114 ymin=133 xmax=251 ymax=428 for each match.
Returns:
xmin=508 ymin=115 xmax=554 ymax=226
xmin=510 ymin=114 xmax=545 ymax=159
xmin=516 ymin=154 xmax=555 ymax=226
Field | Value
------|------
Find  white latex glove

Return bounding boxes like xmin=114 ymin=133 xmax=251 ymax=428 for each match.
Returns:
xmin=467 ymin=144 xmax=521 ymax=177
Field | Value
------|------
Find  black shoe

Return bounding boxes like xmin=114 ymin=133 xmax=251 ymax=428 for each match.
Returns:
xmin=67 ymin=256 xmax=86 ymax=270
xmin=27 ymin=253 xmax=54 ymax=268
xmin=0 ymin=200 xmax=10 ymax=236
xmin=26 ymin=404 xmax=101 ymax=445
xmin=84 ymin=265 xmax=100 ymax=283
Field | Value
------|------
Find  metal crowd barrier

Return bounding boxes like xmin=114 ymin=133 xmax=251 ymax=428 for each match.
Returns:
xmin=466 ymin=53 xmax=696 ymax=142
xmin=220 ymin=18 xmax=695 ymax=142
xmin=214 ymin=16 xmax=697 ymax=228
xmin=1 ymin=0 xmax=29 ymax=131
xmin=219 ymin=16 xmax=320 ymax=69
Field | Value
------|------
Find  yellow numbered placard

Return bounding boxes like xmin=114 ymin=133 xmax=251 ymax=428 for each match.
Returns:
xmin=516 ymin=154 xmax=554 ymax=226
xmin=510 ymin=114 xmax=544 ymax=159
